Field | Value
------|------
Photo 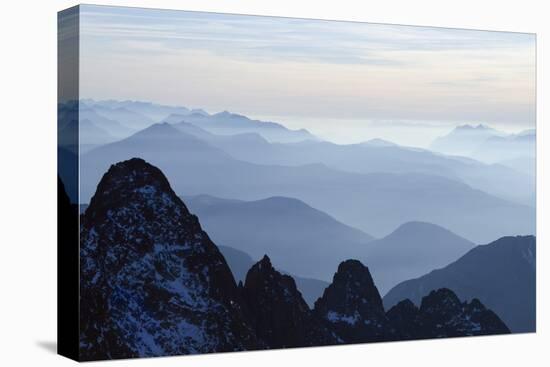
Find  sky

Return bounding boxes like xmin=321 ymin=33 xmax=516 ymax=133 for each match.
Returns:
xmin=78 ymin=5 xmax=536 ymax=146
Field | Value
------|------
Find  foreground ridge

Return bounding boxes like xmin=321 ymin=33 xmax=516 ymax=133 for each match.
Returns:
xmin=79 ymin=159 xmax=511 ymax=359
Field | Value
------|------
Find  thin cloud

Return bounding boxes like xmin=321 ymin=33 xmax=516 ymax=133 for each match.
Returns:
xmin=77 ymin=5 xmax=536 ymax=130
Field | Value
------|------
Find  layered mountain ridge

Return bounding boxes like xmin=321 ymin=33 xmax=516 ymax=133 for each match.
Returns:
xmin=80 ymin=122 xmax=535 ymax=244
xmin=78 ymin=158 xmax=511 ymax=359
xmin=363 ymin=221 xmax=475 ymax=294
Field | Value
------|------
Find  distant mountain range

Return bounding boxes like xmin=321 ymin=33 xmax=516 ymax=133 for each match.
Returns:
xmin=79 ymin=122 xmax=534 ymax=243
xmin=168 ymin=119 xmax=534 ymax=207
xmin=79 ymin=105 xmax=136 ymax=139
xmin=164 ymin=111 xmax=316 ymax=143
xmin=187 ymin=195 xmax=477 ymax=294
xmin=80 ymin=100 xmax=156 ymax=130
xmin=77 ymin=158 xmax=512 ymax=359
xmin=472 ymin=131 xmax=535 ymax=163
xmin=431 ymin=124 xmax=506 ymax=155
xmin=71 ymin=101 xmax=536 ymax=180
xmin=383 ymin=235 xmax=536 ymax=333
xmin=79 ymin=99 xmax=315 ymax=144
xmin=66 ymin=100 xmax=534 ymax=207
xmin=431 ymin=124 xmax=535 ymax=165
xmin=81 ymin=99 xmax=192 ymax=121
xmin=362 ymin=222 xmax=475 ymax=295
xmin=184 ymin=194 xmax=373 ymax=281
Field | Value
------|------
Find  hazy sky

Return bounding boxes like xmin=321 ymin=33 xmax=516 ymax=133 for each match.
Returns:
xmin=79 ymin=5 xmax=536 ymax=145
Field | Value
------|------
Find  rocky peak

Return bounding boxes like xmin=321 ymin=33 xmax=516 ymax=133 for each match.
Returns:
xmin=79 ymin=158 xmax=259 ymax=360
xmin=85 ymin=158 xmax=176 ymax=215
xmin=243 ymin=255 xmax=337 ymax=348
xmin=313 ymin=260 xmax=386 ymax=343
xmin=419 ymin=288 xmax=463 ymax=318
xmin=255 ymin=254 xmax=273 ymax=271
xmin=419 ymin=288 xmax=510 ymax=338
xmin=386 ymin=289 xmax=509 ymax=340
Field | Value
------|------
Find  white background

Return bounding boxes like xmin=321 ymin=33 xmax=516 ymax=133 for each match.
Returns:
xmin=0 ymin=0 xmax=547 ymax=365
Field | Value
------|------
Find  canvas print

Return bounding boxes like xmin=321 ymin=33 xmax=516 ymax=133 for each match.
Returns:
xmin=58 ymin=4 xmax=536 ymax=361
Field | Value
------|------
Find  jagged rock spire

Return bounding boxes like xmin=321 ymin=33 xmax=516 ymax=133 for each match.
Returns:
xmin=313 ymin=259 xmax=387 ymax=343
xmin=243 ymin=255 xmax=337 ymax=348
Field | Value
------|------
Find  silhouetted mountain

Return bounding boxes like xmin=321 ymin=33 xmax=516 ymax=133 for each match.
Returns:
xmin=80 ymin=123 xmax=535 ymax=243
xmin=185 ymin=194 xmax=373 ymax=281
xmin=362 ymin=222 xmax=475 ymax=294
xmin=217 ymin=245 xmax=329 ymax=308
xmin=384 ymin=236 xmax=536 ymax=333
xmin=387 ymin=289 xmax=510 ymax=339
xmin=164 ymin=111 xmax=316 ymax=143
xmin=242 ymin=256 xmax=337 ymax=348
xmin=313 ymin=260 xmax=387 ymax=343
xmin=430 ymin=124 xmax=506 ymax=156
xmin=79 ymin=158 xmax=259 ymax=360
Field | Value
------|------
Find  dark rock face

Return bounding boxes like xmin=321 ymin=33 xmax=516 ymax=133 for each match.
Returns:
xmin=387 ymin=289 xmax=510 ymax=340
xmin=313 ymin=260 xmax=386 ymax=343
xmin=79 ymin=158 xmax=259 ymax=360
xmin=419 ymin=289 xmax=510 ymax=337
xmin=385 ymin=299 xmax=425 ymax=340
xmin=242 ymin=255 xmax=337 ymax=348
xmin=311 ymin=261 xmax=509 ymax=343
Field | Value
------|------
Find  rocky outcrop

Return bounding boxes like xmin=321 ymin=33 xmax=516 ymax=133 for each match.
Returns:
xmin=313 ymin=260 xmax=387 ymax=343
xmin=242 ymin=255 xmax=337 ymax=348
xmin=79 ymin=158 xmax=259 ymax=360
xmin=387 ymin=288 xmax=510 ymax=340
